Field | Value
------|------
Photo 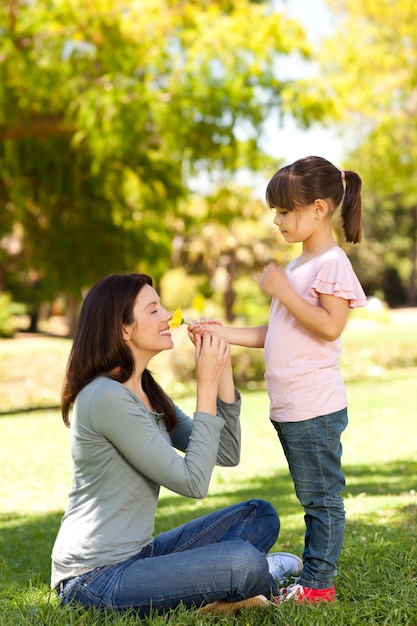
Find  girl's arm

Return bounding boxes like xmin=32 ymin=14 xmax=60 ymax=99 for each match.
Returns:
xmin=261 ymin=264 xmax=349 ymax=341
xmin=284 ymin=290 xmax=349 ymax=341
xmin=189 ymin=322 xmax=268 ymax=349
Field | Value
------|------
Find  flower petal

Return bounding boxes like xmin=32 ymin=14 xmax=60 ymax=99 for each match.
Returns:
xmin=169 ymin=308 xmax=184 ymax=329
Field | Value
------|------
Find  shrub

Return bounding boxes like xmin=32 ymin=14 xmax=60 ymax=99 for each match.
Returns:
xmin=0 ymin=293 xmax=15 ymax=338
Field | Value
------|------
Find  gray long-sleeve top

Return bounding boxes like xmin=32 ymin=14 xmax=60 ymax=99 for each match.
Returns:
xmin=51 ymin=376 xmax=241 ymax=588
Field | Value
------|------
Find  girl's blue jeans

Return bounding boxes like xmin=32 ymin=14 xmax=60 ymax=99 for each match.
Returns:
xmin=58 ymin=499 xmax=279 ymax=615
xmin=272 ymin=407 xmax=348 ymax=589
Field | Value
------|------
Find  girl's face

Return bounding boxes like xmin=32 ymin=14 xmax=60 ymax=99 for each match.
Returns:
xmin=272 ymin=204 xmax=317 ymax=244
xmin=123 ymin=284 xmax=173 ymax=357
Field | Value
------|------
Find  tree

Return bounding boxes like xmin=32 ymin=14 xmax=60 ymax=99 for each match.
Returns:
xmin=317 ymin=0 xmax=417 ymax=304
xmin=0 ymin=0 xmax=331 ymax=329
xmin=172 ymin=183 xmax=296 ymax=321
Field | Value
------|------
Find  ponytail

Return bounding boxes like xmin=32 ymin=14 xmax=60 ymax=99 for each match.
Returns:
xmin=341 ymin=170 xmax=362 ymax=244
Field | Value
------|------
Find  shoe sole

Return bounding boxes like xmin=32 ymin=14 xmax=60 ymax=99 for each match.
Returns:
xmin=200 ymin=594 xmax=269 ymax=615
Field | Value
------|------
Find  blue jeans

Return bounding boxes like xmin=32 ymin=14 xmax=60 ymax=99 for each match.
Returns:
xmin=59 ymin=499 xmax=279 ymax=615
xmin=272 ymin=408 xmax=348 ymax=589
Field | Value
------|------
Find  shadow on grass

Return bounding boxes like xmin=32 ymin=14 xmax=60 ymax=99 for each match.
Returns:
xmin=154 ymin=467 xmax=299 ymax=535
xmin=344 ymin=459 xmax=417 ymax=497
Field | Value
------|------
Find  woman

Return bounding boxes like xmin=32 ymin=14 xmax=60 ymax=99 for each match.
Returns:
xmin=51 ymin=273 xmax=301 ymax=616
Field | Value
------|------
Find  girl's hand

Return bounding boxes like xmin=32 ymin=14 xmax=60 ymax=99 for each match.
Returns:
xmin=188 ymin=318 xmax=224 ymax=342
xmin=260 ymin=263 xmax=291 ymax=300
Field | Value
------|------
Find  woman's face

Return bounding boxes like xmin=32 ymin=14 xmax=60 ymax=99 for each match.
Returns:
xmin=123 ymin=284 xmax=174 ymax=357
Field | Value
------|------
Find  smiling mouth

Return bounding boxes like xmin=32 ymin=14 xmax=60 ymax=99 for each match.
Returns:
xmin=160 ymin=328 xmax=171 ymax=336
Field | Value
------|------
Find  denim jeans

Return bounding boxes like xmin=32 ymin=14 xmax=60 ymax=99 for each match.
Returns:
xmin=272 ymin=408 xmax=348 ymax=589
xmin=59 ymin=499 xmax=279 ymax=615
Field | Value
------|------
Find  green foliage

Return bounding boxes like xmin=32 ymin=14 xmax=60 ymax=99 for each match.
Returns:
xmin=317 ymin=0 xmax=417 ymax=304
xmin=0 ymin=0 xmax=324 ymax=308
xmin=171 ymin=184 xmax=295 ymax=321
xmin=160 ymin=268 xmax=209 ymax=312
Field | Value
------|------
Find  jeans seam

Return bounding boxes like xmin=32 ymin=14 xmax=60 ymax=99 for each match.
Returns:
xmin=176 ymin=501 xmax=258 ymax=551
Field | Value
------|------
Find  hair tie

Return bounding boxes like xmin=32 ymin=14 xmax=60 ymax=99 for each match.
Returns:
xmin=340 ymin=169 xmax=345 ymax=180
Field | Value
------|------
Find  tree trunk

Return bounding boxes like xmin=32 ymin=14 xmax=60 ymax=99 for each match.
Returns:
xmin=223 ymin=255 xmax=237 ymax=323
xmin=407 ymin=205 xmax=417 ymax=306
xmin=66 ymin=295 xmax=80 ymax=338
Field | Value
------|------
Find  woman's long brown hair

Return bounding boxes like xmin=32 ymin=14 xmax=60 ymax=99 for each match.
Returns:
xmin=61 ymin=273 xmax=177 ymax=430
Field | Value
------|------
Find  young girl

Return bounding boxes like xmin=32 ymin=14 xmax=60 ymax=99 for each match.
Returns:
xmin=192 ymin=156 xmax=367 ymax=604
xmin=51 ymin=272 xmax=302 ymax=617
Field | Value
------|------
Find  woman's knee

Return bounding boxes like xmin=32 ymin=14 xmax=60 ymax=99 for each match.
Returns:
xmin=250 ymin=499 xmax=279 ymax=523
xmin=229 ymin=541 xmax=270 ymax=591
xmin=250 ymin=499 xmax=280 ymax=542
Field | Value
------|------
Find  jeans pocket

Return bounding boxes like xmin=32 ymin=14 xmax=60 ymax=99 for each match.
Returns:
xmin=325 ymin=408 xmax=348 ymax=452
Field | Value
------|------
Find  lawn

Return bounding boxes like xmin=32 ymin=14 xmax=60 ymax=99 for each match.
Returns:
xmin=0 ymin=311 xmax=416 ymax=624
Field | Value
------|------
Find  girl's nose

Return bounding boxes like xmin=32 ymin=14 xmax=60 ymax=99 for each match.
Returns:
xmin=273 ymin=212 xmax=281 ymax=225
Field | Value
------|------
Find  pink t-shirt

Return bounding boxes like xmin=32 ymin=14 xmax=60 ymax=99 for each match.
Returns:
xmin=264 ymin=246 xmax=367 ymax=423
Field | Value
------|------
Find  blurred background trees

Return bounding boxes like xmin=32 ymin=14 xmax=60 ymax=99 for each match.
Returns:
xmin=0 ymin=0 xmax=416 ymax=337
xmin=319 ymin=0 xmax=417 ymax=306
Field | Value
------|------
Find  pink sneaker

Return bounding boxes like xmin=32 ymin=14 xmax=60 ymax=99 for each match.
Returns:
xmin=278 ymin=583 xmax=336 ymax=604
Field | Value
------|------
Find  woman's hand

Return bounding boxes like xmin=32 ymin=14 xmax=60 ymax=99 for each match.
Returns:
xmin=194 ymin=331 xmax=230 ymax=384
xmin=194 ymin=331 xmax=232 ymax=414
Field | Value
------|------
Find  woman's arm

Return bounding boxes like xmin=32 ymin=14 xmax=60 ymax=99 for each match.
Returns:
xmin=93 ymin=382 xmax=226 ymax=499
xmin=214 ymin=392 xmax=241 ymax=467
xmin=194 ymin=332 xmax=231 ymax=414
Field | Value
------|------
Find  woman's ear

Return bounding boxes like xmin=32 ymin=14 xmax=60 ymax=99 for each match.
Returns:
xmin=122 ymin=325 xmax=131 ymax=343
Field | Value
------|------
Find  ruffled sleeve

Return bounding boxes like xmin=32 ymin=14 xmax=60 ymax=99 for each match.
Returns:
xmin=311 ymin=248 xmax=367 ymax=309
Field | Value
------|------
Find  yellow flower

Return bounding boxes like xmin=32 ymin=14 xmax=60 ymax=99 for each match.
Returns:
xmin=169 ymin=307 xmax=185 ymax=329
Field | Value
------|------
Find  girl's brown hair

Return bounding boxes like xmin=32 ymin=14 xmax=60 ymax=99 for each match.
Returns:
xmin=61 ymin=273 xmax=177 ymax=430
xmin=265 ymin=155 xmax=362 ymax=243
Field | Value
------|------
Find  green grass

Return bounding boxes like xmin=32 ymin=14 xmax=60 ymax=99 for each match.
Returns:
xmin=1 ymin=312 xmax=417 ymax=624
xmin=1 ymin=372 xmax=417 ymax=624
